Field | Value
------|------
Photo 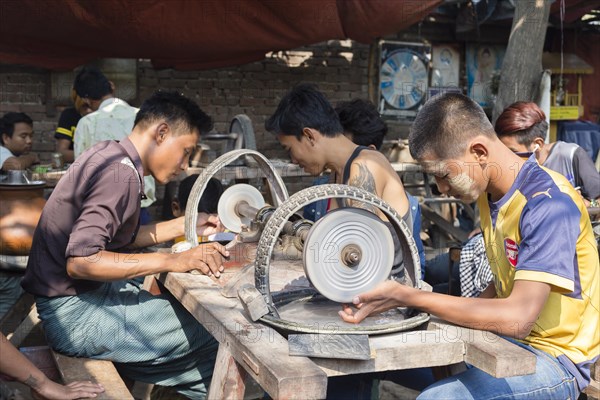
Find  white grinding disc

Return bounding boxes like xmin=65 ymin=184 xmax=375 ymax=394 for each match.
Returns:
xmin=302 ymin=207 xmax=394 ymax=303
xmin=218 ymin=184 xmax=265 ymax=233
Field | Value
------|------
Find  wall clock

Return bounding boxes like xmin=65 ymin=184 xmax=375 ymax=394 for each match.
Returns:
xmin=378 ymin=41 xmax=431 ymax=120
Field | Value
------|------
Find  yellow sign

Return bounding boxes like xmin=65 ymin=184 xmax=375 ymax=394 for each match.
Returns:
xmin=550 ymin=106 xmax=580 ymax=120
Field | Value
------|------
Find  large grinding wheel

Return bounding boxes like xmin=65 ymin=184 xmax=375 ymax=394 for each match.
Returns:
xmin=255 ymin=184 xmax=429 ymax=334
xmin=218 ymin=184 xmax=265 ymax=233
xmin=303 ymin=208 xmax=394 ymax=303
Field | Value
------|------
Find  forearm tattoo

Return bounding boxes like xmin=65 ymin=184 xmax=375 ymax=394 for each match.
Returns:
xmin=348 ymin=163 xmax=378 ymax=213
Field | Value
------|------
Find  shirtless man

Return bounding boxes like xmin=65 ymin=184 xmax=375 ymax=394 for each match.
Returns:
xmin=266 ymin=82 xmax=418 ymax=400
xmin=265 ymin=84 xmax=413 ymax=277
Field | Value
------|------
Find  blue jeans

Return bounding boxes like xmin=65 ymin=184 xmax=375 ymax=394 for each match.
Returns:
xmin=418 ymin=338 xmax=580 ymax=400
xmin=424 ymin=250 xmax=461 ymax=296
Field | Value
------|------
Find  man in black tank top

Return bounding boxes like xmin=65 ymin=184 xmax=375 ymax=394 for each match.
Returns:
xmin=266 ymin=84 xmax=420 ymax=277
xmin=266 ymin=83 xmax=426 ymax=399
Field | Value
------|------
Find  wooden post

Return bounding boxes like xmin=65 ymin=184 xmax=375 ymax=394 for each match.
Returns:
xmin=208 ymin=345 xmax=248 ymax=400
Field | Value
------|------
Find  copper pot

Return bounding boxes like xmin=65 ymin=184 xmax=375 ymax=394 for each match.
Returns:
xmin=0 ymin=183 xmax=46 ymax=255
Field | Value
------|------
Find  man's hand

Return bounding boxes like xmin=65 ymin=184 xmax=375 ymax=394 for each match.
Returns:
xmin=173 ymin=242 xmax=229 ymax=277
xmin=338 ymin=280 xmax=407 ymax=324
xmin=31 ymin=379 xmax=104 ymax=400
xmin=3 ymin=153 xmax=39 ymax=170
xmin=21 ymin=152 xmax=40 ymax=168
xmin=196 ymin=212 xmax=224 ymax=237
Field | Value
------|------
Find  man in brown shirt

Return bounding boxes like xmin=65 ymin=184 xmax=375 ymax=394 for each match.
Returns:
xmin=22 ymin=91 xmax=227 ymax=398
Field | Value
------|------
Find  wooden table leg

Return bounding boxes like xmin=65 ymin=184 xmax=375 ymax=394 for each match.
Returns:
xmin=208 ymin=344 xmax=248 ymax=400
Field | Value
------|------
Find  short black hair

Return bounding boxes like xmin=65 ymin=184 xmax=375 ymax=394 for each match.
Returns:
xmin=265 ymin=83 xmax=342 ymax=139
xmin=0 ymin=112 xmax=33 ymax=144
xmin=134 ymin=90 xmax=213 ymax=135
xmin=176 ymin=175 xmax=224 ymax=214
xmin=73 ymin=66 xmax=112 ymax=100
xmin=409 ymin=93 xmax=495 ymax=160
xmin=335 ymin=99 xmax=387 ymax=150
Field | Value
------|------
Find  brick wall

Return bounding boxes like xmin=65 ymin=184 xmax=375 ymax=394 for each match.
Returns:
xmin=0 ymin=40 xmax=372 ymax=165
xmin=0 ymin=40 xmax=375 ymax=215
xmin=137 ymin=39 xmax=371 ymax=160
xmin=0 ymin=69 xmax=56 ymax=161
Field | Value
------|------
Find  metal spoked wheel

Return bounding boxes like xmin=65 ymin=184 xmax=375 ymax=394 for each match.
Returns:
xmin=254 ymin=183 xmax=428 ymax=335
xmin=183 ymin=149 xmax=288 ymax=246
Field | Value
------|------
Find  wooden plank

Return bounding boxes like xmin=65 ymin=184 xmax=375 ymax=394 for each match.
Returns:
xmin=312 ymin=328 xmax=464 ymax=377
xmin=583 ymin=378 xmax=599 ymax=400
xmin=0 ymin=292 xmax=35 ymax=337
xmin=221 ymin=260 xmax=308 ymax=298
xmin=288 ymin=334 xmax=372 ymax=360
xmin=220 ymin=264 xmax=255 ymax=298
xmin=7 ymin=303 xmax=40 ymax=347
xmin=428 ymin=320 xmax=536 ymax=378
xmin=142 ymin=274 xmax=162 ymax=295
xmin=51 ymin=351 xmax=133 ymax=400
xmin=208 ymin=345 xmax=248 ymax=400
xmin=20 ymin=346 xmax=61 ymax=382
xmin=161 ymin=272 xmax=328 ymax=400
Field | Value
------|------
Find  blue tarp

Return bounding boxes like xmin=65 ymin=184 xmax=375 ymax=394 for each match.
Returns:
xmin=558 ymin=121 xmax=600 ymax=162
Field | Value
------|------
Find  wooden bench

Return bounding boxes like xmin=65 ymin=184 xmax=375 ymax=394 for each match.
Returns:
xmin=583 ymin=362 xmax=599 ymax=400
xmin=51 ymin=352 xmax=133 ymax=400
xmin=6 ymin=302 xmax=134 ymax=400
xmin=0 ymin=292 xmax=35 ymax=338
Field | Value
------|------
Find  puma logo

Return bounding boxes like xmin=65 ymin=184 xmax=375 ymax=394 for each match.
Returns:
xmin=532 ymin=188 xmax=552 ymax=199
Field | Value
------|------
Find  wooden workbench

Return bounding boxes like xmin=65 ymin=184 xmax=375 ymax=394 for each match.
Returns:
xmin=151 ymin=261 xmax=537 ymax=400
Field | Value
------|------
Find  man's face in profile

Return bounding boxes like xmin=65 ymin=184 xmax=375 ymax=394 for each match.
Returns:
xmin=420 ymin=154 xmax=486 ymax=204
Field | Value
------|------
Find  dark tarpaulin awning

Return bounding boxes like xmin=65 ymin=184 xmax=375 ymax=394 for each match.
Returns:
xmin=0 ymin=0 xmax=441 ymax=71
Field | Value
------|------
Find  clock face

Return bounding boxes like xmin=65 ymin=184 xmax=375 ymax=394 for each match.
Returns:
xmin=380 ymin=49 xmax=428 ymax=110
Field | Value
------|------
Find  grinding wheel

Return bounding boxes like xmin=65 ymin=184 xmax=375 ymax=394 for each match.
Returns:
xmin=302 ymin=207 xmax=394 ymax=303
xmin=218 ymin=184 xmax=265 ymax=233
xmin=254 ymin=183 xmax=427 ymax=334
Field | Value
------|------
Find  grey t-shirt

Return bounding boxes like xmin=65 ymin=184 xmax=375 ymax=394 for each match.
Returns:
xmin=544 ymin=141 xmax=600 ymax=200
xmin=22 ymin=138 xmax=145 ymax=297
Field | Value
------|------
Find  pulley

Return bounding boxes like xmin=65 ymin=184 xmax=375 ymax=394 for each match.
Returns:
xmin=302 ymin=208 xmax=393 ymax=303
xmin=217 ymin=184 xmax=265 ymax=233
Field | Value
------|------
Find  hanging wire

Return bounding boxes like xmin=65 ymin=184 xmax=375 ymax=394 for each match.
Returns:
xmin=472 ymin=0 xmax=481 ymax=40
xmin=557 ymin=0 xmax=566 ymax=105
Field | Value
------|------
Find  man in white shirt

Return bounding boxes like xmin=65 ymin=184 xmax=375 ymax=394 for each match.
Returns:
xmin=72 ymin=66 xmax=156 ymax=223
xmin=0 ymin=112 xmax=39 ymax=319
xmin=0 ymin=112 xmax=39 ymax=172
